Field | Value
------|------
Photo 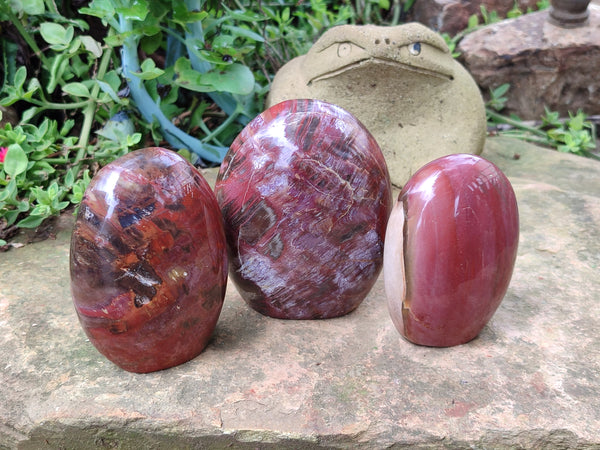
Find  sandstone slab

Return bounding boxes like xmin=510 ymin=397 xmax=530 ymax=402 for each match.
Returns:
xmin=1 ymin=138 xmax=600 ymax=448
xmin=458 ymin=6 xmax=600 ymax=119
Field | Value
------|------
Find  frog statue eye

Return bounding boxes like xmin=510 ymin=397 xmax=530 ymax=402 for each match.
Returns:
xmin=337 ymin=42 xmax=353 ymax=58
xmin=409 ymin=42 xmax=422 ymax=56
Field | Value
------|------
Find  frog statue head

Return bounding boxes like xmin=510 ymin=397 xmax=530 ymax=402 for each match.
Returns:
xmin=266 ymin=23 xmax=486 ymax=186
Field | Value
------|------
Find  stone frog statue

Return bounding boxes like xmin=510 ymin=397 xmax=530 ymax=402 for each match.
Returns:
xmin=266 ymin=23 xmax=486 ymax=186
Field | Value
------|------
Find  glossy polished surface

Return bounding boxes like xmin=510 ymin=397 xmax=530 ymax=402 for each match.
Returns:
xmin=216 ymin=99 xmax=392 ymax=319
xmin=70 ymin=147 xmax=227 ymax=373
xmin=384 ymin=154 xmax=519 ymax=347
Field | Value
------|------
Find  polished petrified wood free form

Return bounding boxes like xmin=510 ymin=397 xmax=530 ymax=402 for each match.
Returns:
xmin=216 ymin=99 xmax=392 ymax=320
xmin=70 ymin=147 xmax=228 ymax=373
xmin=384 ymin=154 xmax=519 ymax=347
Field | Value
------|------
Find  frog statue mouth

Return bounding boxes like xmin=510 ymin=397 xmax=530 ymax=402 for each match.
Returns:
xmin=307 ymin=56 xmax=455 ymax=85
xmin=302 ymin=23 xmax=456 ymax=86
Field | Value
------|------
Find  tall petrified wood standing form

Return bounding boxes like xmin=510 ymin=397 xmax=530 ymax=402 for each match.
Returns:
xmin=216 ymin=99 xmax=392 ymax=320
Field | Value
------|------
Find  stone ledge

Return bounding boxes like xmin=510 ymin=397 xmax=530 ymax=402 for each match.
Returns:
xmin=1 ymin=138 xmax=599 ymax=449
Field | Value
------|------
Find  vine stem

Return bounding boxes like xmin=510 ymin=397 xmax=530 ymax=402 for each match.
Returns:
xmin=486 ymin=109 xmax=548 ymax=137
xmin=28 ymin=99 xmax=92 ymax=110
xmin=78 ymin=45 xmax=113 ymax=150
xmin=119 ymin=14 xmax=228 ymax=162
xmin=6 ymin=9 xmax=51 ymax=70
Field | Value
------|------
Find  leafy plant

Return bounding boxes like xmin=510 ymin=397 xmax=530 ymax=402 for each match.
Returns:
xmin=0 ymin=115 xmax=137 ymax=242
xmin=0 ymin=1 xmax=120 ymax=149
xmin=487 ymin=83 xmax=510 ymax=112
xmin=0 ymin=0 xmax=143 ymax=241
xmin=544 ymin=109 xmax=597 ymax=157
xmin=80 ymin=0 xmax=267 ymax=163
xmin=0 ymin=0 xmax=272 ymax=241
xmin=486 ymin=85 xmax=599 ymax=160
xmin=0 ymin=0 xmax=588 ymax=245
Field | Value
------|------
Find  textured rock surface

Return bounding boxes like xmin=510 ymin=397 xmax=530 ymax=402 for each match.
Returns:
xmin=458 ymin=6 xmax=600 ymax=119
xmin=216 ymin=99 xmax=392 ymax=319
xmin=1 ymin=138 xmax=600 ymax=448
xmin=266 ymin=23 xmax=486 ymax=187
xmin=410 ymin=0 xmax=540 ymax=35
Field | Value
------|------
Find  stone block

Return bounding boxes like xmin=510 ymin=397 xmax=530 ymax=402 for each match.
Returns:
xmin=410 ymin=0 xmax=540 ymax=35
xmin=458 ymin=7 xmax=600 ymax=119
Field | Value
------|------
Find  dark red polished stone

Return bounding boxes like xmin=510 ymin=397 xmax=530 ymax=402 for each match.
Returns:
xmin=215 ymin=99 xmax=392 ymax=319
xmin=384 ymin=154 xmax=519 ymax=347
xmin=70 ymin=147 xmax=227 ymax=373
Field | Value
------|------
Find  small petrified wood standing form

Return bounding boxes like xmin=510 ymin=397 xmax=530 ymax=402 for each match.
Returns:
xmin=384 ymin=154 xmax=519 ymax=347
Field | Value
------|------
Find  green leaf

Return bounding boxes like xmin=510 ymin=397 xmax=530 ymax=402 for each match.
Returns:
xmin=140 ymin=33 xmax=163 ymax=55
xmin=0 ymin=180 xmax=16 ymax=201
xmin=79 ymin=0 xmax=116 ymax=21
xmin=222 ymin=25 xmax=265 ymax=43
xmin=201 ymin=64 xmax=255 ymax=95
xmin=47 ymin=182 xmax=60 ymax=200
xmin=225 ymin=10 xmax=266 ymax=22
xmin=116 ymin=0 xmax=149 ymax=21
xmin=467 ymin=14 xmax=479 ymax=29
xmin=133 ymin=58 xmax=165 ymax=80
xmin=492 ymin=83 xmax=510 ymax=98
xmin=56 ymin=200 xmax=70 ymax=210
xmin=172 ymin=4 xmax=207 ymax=25
xmin=64 ymin=168 xmax=75 ymax=188
xmin=96 ymin=80 xmax=120 ymax=102
xmin=13 ymin=66 xmax=26 ymax=89
xmin=17 ymin=200 xmax=30 ymax=212
xmin=0 ymin=87 xmax=20 ymax=107
xmin=21 ymin=106 xmax=40 ymax=124
xmin=60 ymin=119 xmax=75 ymax=136
xmin=62 ymin=82 xmax=91 ymax=98
xmin=16 ymin=214 xmax=46 ymax=229
xmin=80 ymin=35 xmax=103 ymax=58
xmin=174 ymin=58 xmax=255 ymax=95
xmin=21 ymin=0 xmax=45 ymax=15
xmin=40 ymin=22 xmax=73 ymax=46
xmin=24 ymin=77 xmax=42 ymax=100
xmin=3 ymin=144 xmax=28 ymax=177
xmin=5 ymin=210 xmax=22 ymax=226
xmin=48 ymin=54 xmax=69 ymax=93
xmin=104 ymin=33 xmax=127 ymax=47
xmin=568 ymin=112 xmax=586 ymax=131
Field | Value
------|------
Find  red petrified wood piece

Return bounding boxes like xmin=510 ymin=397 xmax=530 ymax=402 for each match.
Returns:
xmin=70 ymin=147 xmax=227 ymax=373
xmin=215 ymin=99 xmax=392 ymax=319
xmin=384 ymin=154 xmax=519 ymax=347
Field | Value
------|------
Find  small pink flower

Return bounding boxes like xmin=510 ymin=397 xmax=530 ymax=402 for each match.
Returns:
xmin=0 ymin=147 xmax=7 ymax=163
